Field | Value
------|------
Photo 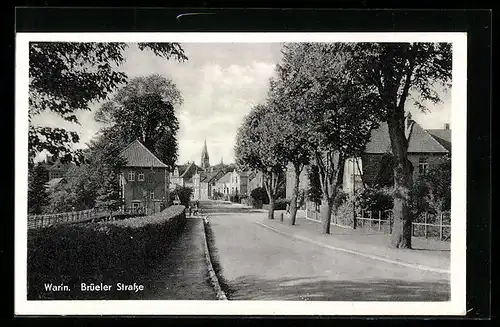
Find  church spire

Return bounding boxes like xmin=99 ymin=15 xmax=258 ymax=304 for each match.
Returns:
xmin=201 ymin=138 xmax=210 ymax=170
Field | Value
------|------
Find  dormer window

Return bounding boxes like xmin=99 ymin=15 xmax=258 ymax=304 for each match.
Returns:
xmin=128 ymin=171 xmax=135 ymax=181
xmin=138 ymin=172 xmax=145 ymax=181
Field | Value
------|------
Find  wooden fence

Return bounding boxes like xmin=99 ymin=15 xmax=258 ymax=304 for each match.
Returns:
xmin=27 ymin=207 xmax=146 ymax=229
xmin=305 ymin=202 xmax=451 ymax=241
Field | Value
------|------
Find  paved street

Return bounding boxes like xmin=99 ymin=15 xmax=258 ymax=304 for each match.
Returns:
xmin=203 ymin=201 xmax=450 ymax=301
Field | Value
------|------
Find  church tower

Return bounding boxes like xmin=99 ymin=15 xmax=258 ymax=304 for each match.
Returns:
xmin=201 ymin=139 xmax=210 ymax=170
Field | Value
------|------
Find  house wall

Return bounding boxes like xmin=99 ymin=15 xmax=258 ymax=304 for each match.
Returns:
xmin=359 ymin=152 xmax=448 ymax=188
xmin=120 ymin=167 xmax=168 ymax=213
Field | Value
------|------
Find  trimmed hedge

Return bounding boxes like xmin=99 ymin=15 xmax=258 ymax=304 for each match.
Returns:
xmin=27 ymin=205 xmax=186 ymax=300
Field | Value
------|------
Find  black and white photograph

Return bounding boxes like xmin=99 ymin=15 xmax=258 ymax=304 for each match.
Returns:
xmin=15 ymin=32 xmax=467 ymax=316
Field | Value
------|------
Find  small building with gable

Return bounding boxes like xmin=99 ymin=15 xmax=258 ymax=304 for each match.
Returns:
xmin=118 ymin=139 xmax=169 ymax=214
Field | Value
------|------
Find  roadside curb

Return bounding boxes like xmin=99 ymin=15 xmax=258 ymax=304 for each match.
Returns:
xmin=201 ymin=215 xmax=228 ymax=300
xmin=256 ymin=221 xmax=450 ymax=275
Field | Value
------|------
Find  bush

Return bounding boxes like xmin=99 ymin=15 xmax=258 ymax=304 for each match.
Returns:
xmin=333 ymin=190 xmax=349 ymax=211
xmin=212 ymin=191 xmax=223 ymax=200
xmin=27 ymin=205 xmax=186 ymax=300
xmin=229 ymin=194 xmax=240 ymax=203
xmin=274 ymin=198 xmax=291 ymax=210
xmin=355 ymin=187 xmax=393 ymax=212
xmin=250 ymin=187 xmax=269 ymax=204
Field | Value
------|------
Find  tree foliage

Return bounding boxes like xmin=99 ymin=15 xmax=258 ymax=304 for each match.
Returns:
xmin=409 ymin=155 xmax=451 ymax=216
xmin=44 ymin=130 xmax=127 ymax=213
xmin=235 ymin=104 xmax=287 ymax=219
xmin=94 ymin=75 xmax=181 ymax=171
xmin=28 ymin=163 xmax=49 ymax=214
xmin=29 ymin=42 xmax=187 ymax=163
xmin=277 ymin=43 xmax=382 ymax=233
xmin=349 ymin=42 xmax=452 ymax=248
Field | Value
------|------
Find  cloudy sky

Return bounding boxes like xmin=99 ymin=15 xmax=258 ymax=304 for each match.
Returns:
xmin=31 ymin=42 xmax=451 ymax=165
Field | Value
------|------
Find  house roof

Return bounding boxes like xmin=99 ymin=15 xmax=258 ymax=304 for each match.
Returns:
xmin=180 ymin=162 xmax=202 ymax=178
xmin=363 ymin=121 xmax=449 ymax=154
xmin=200 ymin=170 xmax=225 ymax=183
xmin=216 ymin=172 xmax=232 ymax=183
xmin=426 ymin=129 xmax=452 ymax=152
xmin=119 ymin=140 xmax=167 ymax=168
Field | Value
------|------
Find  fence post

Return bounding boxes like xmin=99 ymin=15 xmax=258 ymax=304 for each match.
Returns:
xmin=424 ymin=212 xmax=428 ymax=239
xmin=369 ymin=211 xmax=372 ymax=229
xmin=439 ymin=213 xmax=443 ymax=240
xmin=412 ymin=223 xmax=414 ymax=237
xmin=378 ymin=211 xmax=381 ymax=231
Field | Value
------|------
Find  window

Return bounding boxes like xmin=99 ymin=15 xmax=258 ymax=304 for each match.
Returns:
xmin=418 ymin=157 xmax=429 ymax=175
xmin=128 ymin=171 xmax=135 ymax=181
xmin=138 ymin=172 xmax=145 ymax=181
xmin=150 ymin=191 xmax=155 ymax=199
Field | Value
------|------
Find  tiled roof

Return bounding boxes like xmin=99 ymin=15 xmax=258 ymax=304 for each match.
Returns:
xmin=426 ymin=129 xmax=452 ymax=152
xmin=407 ymin=123 xmax=449 ymax=153
xmin=119 ymin=140 xmax=167 ymax=168
xmin=180 ymin=162 xmax=201 ymax=178
xmin=176 ymin=164 xmax=190 ymax=176
xmin=216 ymin=172 xmax=232 ymax=183
xmin=200 ymin=170 xmax=224 ymax=183
xmin=363 ymin=121 xmax=449 ymax=154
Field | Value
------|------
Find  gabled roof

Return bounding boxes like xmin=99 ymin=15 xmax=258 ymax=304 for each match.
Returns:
xmin=363 ymin=121 xmax=449 ymax=154
xmin=180 ymin=162 xmax=201 ymax=178
xmin=216 ymin=172 xmax=232 ymax=183
xmin=426 ymin=129 xmax=452 ymax=152
xmin=201 ymin=170 xmax=226 ymax=183
xmin=119 ymin=140 xmax=167 ymax=168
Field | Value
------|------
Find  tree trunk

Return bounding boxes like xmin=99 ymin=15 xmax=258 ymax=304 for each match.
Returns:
xmin=268 ymin=196 xmax=275 ymax=220
xmin=289 ymin=164 xmax=302 ymax=226
xmin=387 ymin=118 xmax=413 ymax=249
xmin=320 ymin=197 xmax=333 ymax=234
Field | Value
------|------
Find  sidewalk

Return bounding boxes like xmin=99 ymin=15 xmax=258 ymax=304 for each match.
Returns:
xmin=136 ymin=218 xmax=216 ymax=300
xmin=259 ymin=211 xmax=450 ymax=272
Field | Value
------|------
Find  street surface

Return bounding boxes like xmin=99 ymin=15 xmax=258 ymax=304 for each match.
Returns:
xmin=202 ymin=201 xmax=450 ymax=301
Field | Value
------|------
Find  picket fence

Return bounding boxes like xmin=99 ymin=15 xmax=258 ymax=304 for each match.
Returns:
xmin=27 ymin=207 xmax=145 ymax=229
xmin=305 ymin=203 xmax=451 ymax=241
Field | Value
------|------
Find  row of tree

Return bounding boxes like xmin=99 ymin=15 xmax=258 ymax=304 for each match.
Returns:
xmin=235 ymin=42 xmax=451 ymax=249
xmin=28 ymin=42 xmax=188 ymax=216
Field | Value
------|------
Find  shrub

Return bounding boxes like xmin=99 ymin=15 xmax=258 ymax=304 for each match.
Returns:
xmin=355 ymin=187 xmax=393 ymax=212
xmin=274 ymin=198 xmax=291 ymax=210
xmin=250 ymin=187 xmax=269 ymax=204
xmin=27 ymin=205 xmax=186 ymax=300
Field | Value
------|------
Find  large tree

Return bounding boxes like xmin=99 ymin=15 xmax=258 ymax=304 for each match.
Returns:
xmin=235 ymin=104 xmax=287 ymax=220
xmin=94 ymin=74 xmax=181 ymax=171
xmin=352 ymin=42 xmax=452 ymax=248
xmin=267 ymin=74 xmax=310 ymax=225
xmin=277 ymin=43 xmax=381 ymax=234
xmin=29 ymin=42 xmax=187 ymax=164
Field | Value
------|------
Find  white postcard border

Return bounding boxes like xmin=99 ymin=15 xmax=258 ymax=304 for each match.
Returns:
xmin=15 ymin=32 xmax=467 ymax=316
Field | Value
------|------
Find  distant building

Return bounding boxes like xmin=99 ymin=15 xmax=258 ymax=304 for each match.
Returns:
xmin=192 ymin=169 xmax=226 ymax=200
xmin=40 ymin=155 xmax=74 ymax=180
xmin=118 ymin=140 xmax=169 ymax=214
xmin=169 ymin=161 xmax=202 ymax=190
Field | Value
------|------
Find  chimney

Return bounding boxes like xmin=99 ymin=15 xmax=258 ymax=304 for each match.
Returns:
xmin=444 ymin=123 xmax=450 ymax=130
